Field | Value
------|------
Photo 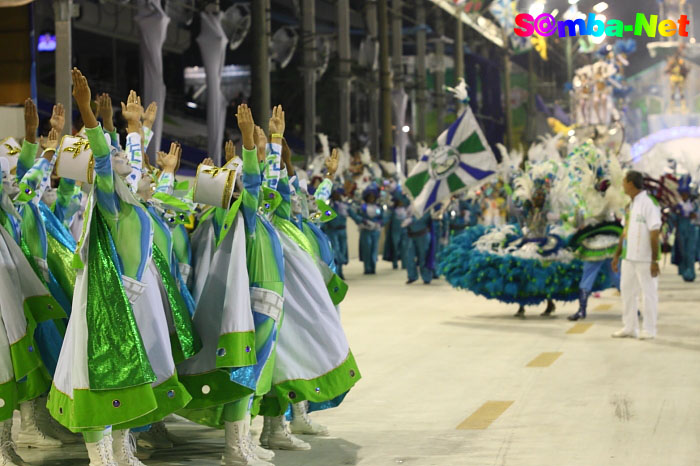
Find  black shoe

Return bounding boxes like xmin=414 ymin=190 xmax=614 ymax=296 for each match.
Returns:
xmin=423 ymin=280 xmax=431 ymax=285
xmin=567 ymin=310 xmax=585 ymax=321
xmin=541 ymin=300 xmax=556 ymax=317
xmin=514 ymin=306 xmax=525 ymax=318
xmin=406 ymin=278 xmax=417 ymax=284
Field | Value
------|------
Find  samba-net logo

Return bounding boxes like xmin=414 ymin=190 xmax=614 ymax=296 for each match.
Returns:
xmin=514 ymin=13 xmax=690 ymax=39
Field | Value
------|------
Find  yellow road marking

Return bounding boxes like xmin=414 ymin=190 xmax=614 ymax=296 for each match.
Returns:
xmin=457 ymin=401 xmax=514 ymax=430
xmin=526 ymin=352 xmax=563 ymax=367
xmin=594 ymin=303 xmax=612 ymax=312
xmin=567 ymin=323 xmax=593 ymax=334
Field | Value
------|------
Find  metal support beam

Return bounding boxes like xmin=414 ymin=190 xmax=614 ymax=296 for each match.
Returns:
xmin=378 ymin=0 xmax=393 ymax=161
xmin=337 ymin=0 xmax=351 ymax=146
xmin=391 ymin=0 xmax=403 ymax=88
xmin=365 ymin=0 xmax=380 ymax=158
xmin=415 ymin=0 xmax=427 ymax=143
xmin=503 ymin=49 xmax=513 ymax=150
xmin=53 ymin=0 xmax=72 ymax=136
xmin=526 ymin=49 xmax=536 ymax=143
xmin=454 ymin=12 xmax=464 ymax=84
xmin=302 ymin=0 xmax=317 ymax=160
xmin=435 ymin=10 xmax=445 ymax=131
xmin=251 ymin=0 xmax=270 ymax=133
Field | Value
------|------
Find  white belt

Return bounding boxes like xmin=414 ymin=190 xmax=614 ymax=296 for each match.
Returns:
xmin=121 ymin=275 xmax=147 ymax=305
xmin=178 ymin=263 xmax=192 ymax=285
xmin=36 ymin=257 xmax=49 ymax=282
xmin=250 ymin=288 xmax=283 ymax=322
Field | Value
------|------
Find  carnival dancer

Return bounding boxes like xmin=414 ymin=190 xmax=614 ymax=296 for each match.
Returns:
xmin=382 ymin=189 xmax=409 ymax=270
xmin=322 ymin=187 xmax=350 ymax=279
xmin=177 ymin=104 xmax=284 ymax=466
xmin=349 ymin=183 xmax=385 ymax=274
xmin=0 ymin=155 xmax=68 ymax=465
xmin=258 ymin=110 xmax=361 ymax=448
xmin=47 ymin=68 xmax=193 ymax=466
xmin=403 ymin=208 xmax=434 ymax=285
xmin=670 ymin=177 xmax=698 ymax=282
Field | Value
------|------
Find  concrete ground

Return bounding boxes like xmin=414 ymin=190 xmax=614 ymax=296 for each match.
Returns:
xmin=20 ymin=259 xmax=700 ymax=466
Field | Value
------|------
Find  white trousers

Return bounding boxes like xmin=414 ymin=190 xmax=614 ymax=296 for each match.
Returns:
xmin=620 ymin=260 xmax=658 ymax=336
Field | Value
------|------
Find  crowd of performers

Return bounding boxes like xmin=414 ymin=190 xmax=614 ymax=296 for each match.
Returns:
xmin=0 ymin=68 xmax=361 ymax=466
xmin=0 ymin=65 xmax=698 ymax=466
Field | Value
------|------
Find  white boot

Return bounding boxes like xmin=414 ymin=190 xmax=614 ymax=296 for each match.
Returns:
xmin=0 ymin=419 xmax=26 ymax=466
xmin=260 ymin=416 xmax=310 ymax=451
xmin=16 ymin=400 xmax=62 ymax=448
xmin=290 ymin=402 xmax=329 ymax=436
xmin=243 ymin=415 xmax=274 ymax=461
xmin=136 ymin=422 xmax=173 ymax=450
xmin=112 ymin=429 xmax=145 ymax=466
xmin=86 ymin=436 xmax=118 ymax=466
xmin=222 ymin=420 xmax=273 ymax=466
xmin=34 ymin=395 xmax=82 ymax=444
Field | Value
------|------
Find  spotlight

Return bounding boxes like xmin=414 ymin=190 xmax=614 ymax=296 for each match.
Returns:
xmin=402 ymin=125 xmax=410 ymax=133
xmin=593 ymin=2 xmax=608 ymax=13
xmin=529 ymin=1 xmax=545 ymax=17
xmin=186 ymin=101 xmax=198 ymax=109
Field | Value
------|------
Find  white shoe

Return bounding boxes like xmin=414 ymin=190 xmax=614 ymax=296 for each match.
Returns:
xmin=638 ymin=330 xmax=655 ymax=340
xmin=243 ymin=415 xmax=274 ymax=461
xmin=222 ymin=420 xmax=273 ymax=466
xmin=86 ymin=436 xmax=118 ymax=466
xmin=0 ymin=419 xmax=26 ymax=466
xmin=16 ymin=400 xmax=62 ymax=448
xmin=112 ymin=429 xmax=145 ymax=466
xmin=260 ymin=416 xmax=310 ymax=451
xmin=290 ymin=402 xmax=329 ymax=436
xmin=611 ymin=329 xmax=636 ymax=338
xmin=136 ymin=422 xmax=173 ymax=450
xmin=34 ymin=395 xmax=82 ymax=444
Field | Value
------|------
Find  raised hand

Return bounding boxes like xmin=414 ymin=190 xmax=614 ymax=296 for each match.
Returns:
xmin=268 ymin=105 xmax=285 ymax=140
xmin=143 ymin=102 xmax=158 ymax=129
xmin=50 ymin=103 xmax=65 ymax=133
xmin=325 ymin=148 xmax=339 ymax=178
xmin=202 ymin=157 xmax=216 ymax=167
xmin=95 ymin=93 xmax=115 ymax=132
xmin=71 ymin=68 xmax=97 ymax=128
xmin=121 ymin=90 xmax=143 ymax=133
xmin=24 ymin=98 xmax=38 ymax=144
xmin=254 ymin=126 xmax=267 ymax=163
xmin=236 ymin=104 xmax=255 ymax=150
xmin=41 ymin=128 xmax=60 ymax=160
xmin=158 ymin=142 xmax=181 ymax=173
xmin=225 ymin=140 xmax=236 ymax=162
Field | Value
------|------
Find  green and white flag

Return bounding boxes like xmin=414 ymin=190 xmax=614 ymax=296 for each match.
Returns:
xmin=404 ymin=106 xmax=499 ymax=215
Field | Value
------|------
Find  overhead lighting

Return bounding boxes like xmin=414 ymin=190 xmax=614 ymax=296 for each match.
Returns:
xmin=593 ymin=2 xmax=608 ymax=13
xmin=402 ymin=125 xmax=410 ymax=133
xmin=591 ymin=33 xmax=606 ymax=44
xmin=551 ymin=8 xmax=559 ymax=18
xmin=529 ymin=1 xmax=545 ymax=17
xmin=597 ymin=14 xmax=606 ymax=23
xmin=186 ymin=101 xmax=198 ymax=109
xmin=568 ymin=0 xmax=579 ymax=4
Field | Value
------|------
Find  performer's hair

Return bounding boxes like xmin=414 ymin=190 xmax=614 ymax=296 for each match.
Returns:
xmin=625 ymin=171 xmax=644 ymax=190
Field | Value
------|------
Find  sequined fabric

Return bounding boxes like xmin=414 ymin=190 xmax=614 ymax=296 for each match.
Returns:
xmin=86 ymin=209 xmax=156 ymax=389
xmin=152 ymin=245 xmax=202 ymax=360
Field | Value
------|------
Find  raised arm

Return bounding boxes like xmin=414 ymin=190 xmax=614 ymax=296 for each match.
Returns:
xmin=72 ymin=68 xmax=119 ymax=219
xmin=121 ymin=90 xmax=145 ymax=191
xmin=17 ymin=98 xmax=39 ymax=180
xmin=237 ymin=104 xmax=260 ymax=234
xmin=155 ymin=142 xmax=181 ymax=195
xmin=96 ymin=93 xmax=119 ymax=148
xmin=18 ymin=128 xmax=59 ymax=202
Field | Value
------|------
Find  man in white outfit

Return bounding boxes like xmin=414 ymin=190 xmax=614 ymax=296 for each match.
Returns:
xmin=611 ymin=171 xmax=662 ymax=340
